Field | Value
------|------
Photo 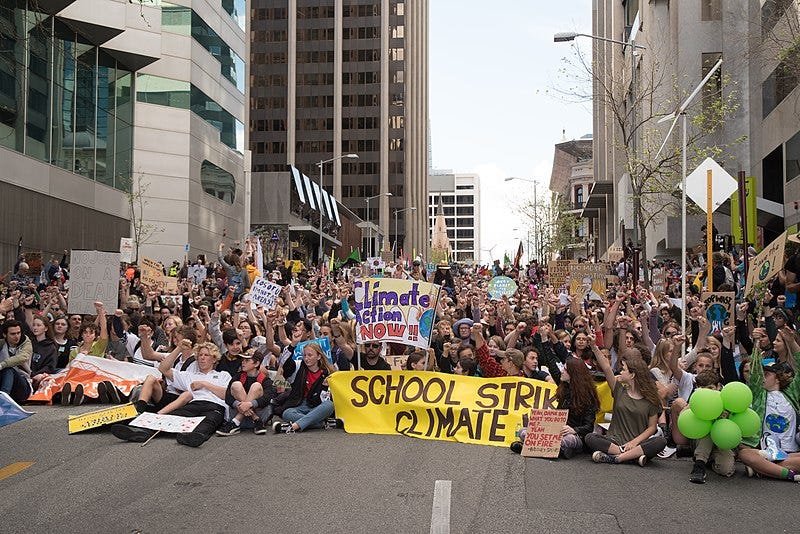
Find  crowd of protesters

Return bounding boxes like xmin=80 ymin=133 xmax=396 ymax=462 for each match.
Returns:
xmin=1 ymin=235 xmax=799 ymax=485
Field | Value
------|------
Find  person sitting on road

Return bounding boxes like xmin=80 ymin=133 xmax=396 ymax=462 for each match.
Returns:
xmin=585 ymin=348 xmax=667 ymax=466
xmin=0 ymin=320 xmax=33 ymax=404
xmin=684 ymin=371 xmax=736 ymax=484
xmin=216 ymin=348 xmax=276 ymax=436
xmin=510 ymin=357 xmax=600 ymax=458
xmin=112 ymin=341 xmax=230 ymax=447
xmin=272 ymin=342 xmax=336 ymax=433
xmin=133 ymin=326 xmax=198 ymax=413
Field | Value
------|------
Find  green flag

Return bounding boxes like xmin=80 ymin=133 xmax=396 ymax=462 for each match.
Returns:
xmin=503 ymin=252 xmax=511 ymax=266
xmin=343 ymin=248 xmax=362 ymax=266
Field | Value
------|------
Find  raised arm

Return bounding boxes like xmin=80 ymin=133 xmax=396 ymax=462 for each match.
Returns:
xmin=158 ymin=339 xmax=190 ymax=381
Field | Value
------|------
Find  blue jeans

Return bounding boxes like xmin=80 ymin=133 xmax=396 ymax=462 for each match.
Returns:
xmin=281 ymin=399 xmax=334 ymax=431
xmin=0 ymin=367 xmax=32 ymax=403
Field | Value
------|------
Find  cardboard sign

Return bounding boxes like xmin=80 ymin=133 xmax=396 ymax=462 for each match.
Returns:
xmin=23 ymin=251 xmax=43 ymax=274
xmin=67 ymin=250 xmax=120 ymax=315
xmin=701 ymin=292 xmax=735 ymax=335
xmin=569 ymin=263 xmax=607 ymax=297
xmin=745 ymin=231 xmax=787 ymax=296
xmin=140 ymin=257 xmax=164 ymax=289
xmin=129 ymin=412 xmax=205 ymax=434
xmin=248 ymin=276 xmax=282 ymax=310
xmin=353 ymin=278 xmax=441 ymax=349
xmin=386 ymin=354 xmax=409 ymax=371
xmin=329 ymin=372 xmax=558 ymax=447
xmin=651 ymin=268 xmax=667 ymax=294
xmin=520 ymin=408 xmax=569 ymax=458
xmin=163 ymin=276 xmax=179 ymax=294
xmin=293 ymin=337 xmax=333 ymax=364
xmin=68 ymin=403 xmax=139 ymax=434
xmin=547 ymin=260 xmax=572 ymax=288
xmin=119 ymin=238 xmax=133 ymax=264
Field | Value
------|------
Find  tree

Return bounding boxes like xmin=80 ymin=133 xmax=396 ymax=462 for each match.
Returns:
xmin=554 ymin=36 xmax=742 ymax=279
xmin=119 ymin=173 xmax=164 ymax=262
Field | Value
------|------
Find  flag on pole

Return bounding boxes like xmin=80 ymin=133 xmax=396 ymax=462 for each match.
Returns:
xmin=513 ymin=241 xmax=524 ymax=269
xmin=342 ymin=248 xmax=361 ymax=266
xmin=329 ymin=249 xmax=335 ymax=273
xmin=0 ymin=391 xmax=33 ymax=427
xmin=504 ymin=252 xmax=511 ymax=266
xmin=255 ymin=237 xmax=264 ymax=276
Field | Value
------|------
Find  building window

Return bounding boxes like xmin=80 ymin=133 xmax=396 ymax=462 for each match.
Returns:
xmin=762 ymin=0 xmax=793 ymax=36
xmin=456 ymin=195 xmax=473 ymax=204
xmin=701 ymin=0 xmax=722 ymax=21
xmin=201 ymin=160 xmax=236 ymax=204
xmin=762 ymin=145 xmax=784 ymax=203
xmin=786 ymin=129 xmax=800 ymax=183
xmin=575 ymin=185 xmax=583 ymax=208
xmin=221 ymin=0 xmax=246 ymax=30
xmin=763 ymin=60 xmax=799 ymax=118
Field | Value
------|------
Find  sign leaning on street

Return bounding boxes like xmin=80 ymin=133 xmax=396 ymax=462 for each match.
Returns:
xmin=67 ymin=250 xmax=120 ymax=315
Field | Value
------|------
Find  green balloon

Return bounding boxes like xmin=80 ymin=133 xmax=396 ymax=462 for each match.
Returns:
xmin=689 ymin=388 xmax=724 ymax=421
xmin=710 ymin=418 xmax=743 ymax=449
xmin=729 ymin=408 xmax=761 ymax=437
xmin=677 ymin=408 xmax=713 ymax=439
xmin=720 ymin=382 xmax=753 ymax=414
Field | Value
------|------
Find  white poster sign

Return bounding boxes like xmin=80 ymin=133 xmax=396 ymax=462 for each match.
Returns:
xmin=119 ymin=238 xmax=133 ymax=264
xmin=129 ymin=412 xmax=205 ymax=433
xmin=248 ymin=276 xmax=282 ymax=309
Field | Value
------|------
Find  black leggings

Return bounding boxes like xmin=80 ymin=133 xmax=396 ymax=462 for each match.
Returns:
xmin=585 ymin=432 xmax=667 ymax=459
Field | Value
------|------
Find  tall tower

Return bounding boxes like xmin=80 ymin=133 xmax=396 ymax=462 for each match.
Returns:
xmin=249 ymin=0 xmax=429 ymax=257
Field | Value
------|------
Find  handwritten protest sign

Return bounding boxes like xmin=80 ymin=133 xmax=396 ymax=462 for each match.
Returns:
xmin=68 ymin=403 xmax=139 ymax=434
xmin=547 ymin=260 xmax=572 ymax=288
xmin=569 ymin=263 xmax=607 ymax=297
xmin=353 ymin=278 xmax=441 ymax=349
xmin=67 ymin=250 xmax=120 ymax=315
xmin=140 ymin=257 xmax=164 ymax=290
xmin=187 ymin=264 xmax=206 ymax=285
xmin=651 ymin=268 xmax=667 ymax=294
xmin=119 ymin=238 xmax=133 ymax=264
xmin=248 ymin=276 xmax=282 ymax=309
xmin=329 ymin=372 xmax=558 ymax=447
xmin=130 ymin=412 xmax=205 ymax=433
xmin=386 ymin=354 xmax=409 ymax=370
xmin=745 ymin=231 xmax=787 ymax=296
xmin=521 ymin=408 xmax=569 ymax=458
xmin=701 ymin=292 xmax=735 ymax=335
xmin=487 ymin=276 xmax=518 ymax=299
xmin=293 ymin=337 xmax=333 ymax=364
xmin=164 ymin=276 xmax=179 ymax=294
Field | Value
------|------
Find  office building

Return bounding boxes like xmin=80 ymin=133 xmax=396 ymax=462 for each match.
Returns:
xmin=428 ymin=171 xmax=480 ymax=264
xmin=0 ymin=0 xmax=246 ymax=267
xmin=248 ymin=0 xmax=429 ymax=263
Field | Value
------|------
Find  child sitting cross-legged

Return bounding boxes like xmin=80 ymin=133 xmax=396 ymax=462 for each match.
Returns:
xmin=685 ymin=370 xmax=736 ymax=484
xmin=216 ymin=348 xmax=276 ymax=436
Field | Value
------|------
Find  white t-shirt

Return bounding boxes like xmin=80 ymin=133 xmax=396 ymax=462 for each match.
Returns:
xmin=764 ymin=390 xmax=799 ymax=453
xmin=165 ymin=356 xmax=198 ymax=394
xmin=170 ymin=368 xmax=231 ymax=408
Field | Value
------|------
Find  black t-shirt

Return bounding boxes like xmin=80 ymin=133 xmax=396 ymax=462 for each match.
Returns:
xmin=358 ymin=356 xmax=392 ymax=371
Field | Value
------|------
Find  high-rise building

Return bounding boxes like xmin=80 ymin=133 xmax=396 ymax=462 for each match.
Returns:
xmin=428 ymin=171 xmax=480 ymax=264
xmin=248 ymin=0 xmax=429 ymax=263
xmin=0 ymin=0 xmax=247 ymax=267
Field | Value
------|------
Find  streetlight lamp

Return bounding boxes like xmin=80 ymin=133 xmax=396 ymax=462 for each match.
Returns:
xmin=317 ymin=153 xmax=359 ymax=264
xmin=365 ymin=192 xmax=392 ymax=258
xmin=505 ymin=177 xmax=538 ymax=262
xmin=393 ymin=206 xmax=417 ymax=257
xmin=554 ymin=30 xmax=647 ymax=252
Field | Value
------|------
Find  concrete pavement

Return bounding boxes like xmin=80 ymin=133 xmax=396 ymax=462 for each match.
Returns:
xmin=0 ymin=405 xmax=796 ymax=533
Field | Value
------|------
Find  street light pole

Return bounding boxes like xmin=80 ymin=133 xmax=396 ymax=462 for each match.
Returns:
xmin=317 ymin=153 xmax=358 ymax=265
xmin=394 ymin=206 xmax=417 ymax=257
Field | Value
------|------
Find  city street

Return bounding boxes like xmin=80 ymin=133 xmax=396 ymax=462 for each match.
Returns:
xmin=0 ymin=405 xmax=795 ymax=534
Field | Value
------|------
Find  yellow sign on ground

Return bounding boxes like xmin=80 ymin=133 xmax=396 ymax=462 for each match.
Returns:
xmin=68 ymin=403 xmax=139 ymax=434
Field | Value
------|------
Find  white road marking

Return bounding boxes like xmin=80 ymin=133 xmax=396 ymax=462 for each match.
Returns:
xmin=430 ymin=479 xmax=452 ymax=534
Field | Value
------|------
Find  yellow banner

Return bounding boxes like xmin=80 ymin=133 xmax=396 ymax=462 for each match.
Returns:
xmin=328 ymin=371 xmax=558 ymax=447
xmin=68 ymin=403 xmax=139 ymax=434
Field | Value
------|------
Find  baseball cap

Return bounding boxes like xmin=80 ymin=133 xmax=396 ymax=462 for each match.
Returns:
xmin=241 ymin=348 xmax=264 ymax=363
xmin=763 ymin=361 xmax=794 ymax=376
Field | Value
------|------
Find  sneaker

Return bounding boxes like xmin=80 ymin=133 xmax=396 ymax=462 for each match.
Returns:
xmin=253 ymin=421 xmax=269 ymax=435
xmin=176 ymin=431 xmax=206 ymax=447
xmin=72 ymin=384 xmax=85 ymax=406
xmin=637 ymin=455 xmax=649 ymax=467
xmin=60 ymin=383 xmax=72 ymax=406
xmin=592 ymin=451 xmax=618 ymax=464
xmin=103 ymin=381 xmax=121 ymax=403
xmin=215 ymin=421 xmax=241 ymax=436
xmin=111 ymin=424 xmax=154 ymax=443
xmin=510 ymin=441 xmax=523 ymax=454
xmin=97 ymin=381 xmax=110 ymax=403
xmin=284 ymin=424 xmax=296 ymax=434
xmin=657 ymin=446 xmax=677 ymax=459
xmin=272 ymin=421 xmax=285 ymax=434
xmin=133 ymin=400 xmax=151 ymax=414
xmin=744 ymin=465 xmax=756 ymax=478
xmin=689 ymin=464 xmax=707 ymax=484
xmin=561 ymin=446 xmax=577 ymax=460
xmin=323 ymin=417 xmax=339 ymax=430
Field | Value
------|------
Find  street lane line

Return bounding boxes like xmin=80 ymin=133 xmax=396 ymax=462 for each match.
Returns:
xmin=430 ymin=479 xmax=452 ymax=534
xmin=0 ymin=462 xmax=34 ymax=481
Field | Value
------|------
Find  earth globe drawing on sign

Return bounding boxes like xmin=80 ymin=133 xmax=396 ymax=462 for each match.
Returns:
xmin=419 ymin=309 xmax=435 ymax=340
xmin=759 ymin=261 xmax=770 ymax=281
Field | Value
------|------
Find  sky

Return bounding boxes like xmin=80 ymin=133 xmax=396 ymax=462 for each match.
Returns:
xmin=429 ymin=1 xmax=593 ymax=265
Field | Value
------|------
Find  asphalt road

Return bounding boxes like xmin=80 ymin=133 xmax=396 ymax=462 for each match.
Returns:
xmin=0 ymin=405 xmax=796 ymax=534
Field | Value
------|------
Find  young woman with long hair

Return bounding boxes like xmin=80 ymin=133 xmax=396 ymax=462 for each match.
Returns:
xmin=585 ymin=345 xmax=667 ymax=466
xmin=273 ymin=342 xmax=336 ymax=433
xmin=511 ymin=357 xmax=600 ymax=458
